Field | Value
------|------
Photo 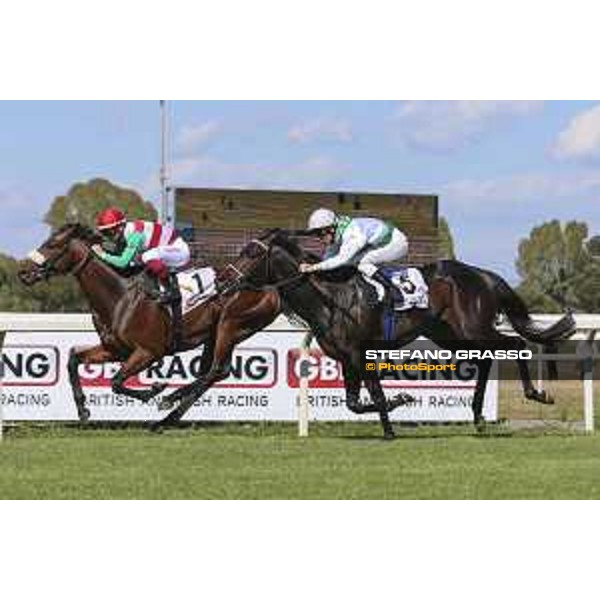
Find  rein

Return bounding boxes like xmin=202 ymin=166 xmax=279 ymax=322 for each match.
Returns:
xmin=230 ymin=235 xmax=363 ymax=326
xmin=70 ymin=245 xmax=94 ymax=276
xmin=236 ymin=272 xmax=307 ymax=293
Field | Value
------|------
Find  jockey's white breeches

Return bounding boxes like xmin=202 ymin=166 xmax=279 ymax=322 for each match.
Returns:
xmin=357 ymin=229 xmax=408 ymax=277
xmin=141 ymin=237 xmax=191 ymax=269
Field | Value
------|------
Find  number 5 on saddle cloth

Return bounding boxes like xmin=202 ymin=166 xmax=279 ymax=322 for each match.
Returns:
xmin=378 ymin=266 xmax=429 ymax=311
xmin=378 ymin=266 xmax=429 ymax=341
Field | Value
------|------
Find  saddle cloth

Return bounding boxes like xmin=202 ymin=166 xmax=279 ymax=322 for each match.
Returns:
xmin=380 ymin=266 xmax=429 ymax=311
xmin=176 ymin=266 xmax=217 ymax=314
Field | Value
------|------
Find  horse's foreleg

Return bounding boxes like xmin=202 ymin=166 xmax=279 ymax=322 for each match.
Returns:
xmin=153 ymin=291 xmax=280 ymax=431
xmin=111 ymin=347 xmax=166 ymax=402
xmin=68 ymin=345 xmax=116 ymax=422
xmin=363 ymin=377 xmax=395 ymax=440
xmin=157 ymin=334 xmax=216 ymax=411
xmin=343 ymin=364 xmax=410 ymax=413
xmin=342 ymin=361 xmax=364 ymax=413
xmin=153 ymin=330 xmax=236 ymax=430
xmin=152 ymin=369 xmax=225 ymax=431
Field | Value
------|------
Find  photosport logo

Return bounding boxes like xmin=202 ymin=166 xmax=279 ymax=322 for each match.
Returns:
xmin=359 ymin=340 xmax=597 ymax=383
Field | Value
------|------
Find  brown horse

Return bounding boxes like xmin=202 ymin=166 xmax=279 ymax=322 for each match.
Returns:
xmin=18 ymin=224 xmax=280 ymax=425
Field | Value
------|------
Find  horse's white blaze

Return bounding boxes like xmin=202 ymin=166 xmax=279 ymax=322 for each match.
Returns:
xmin=27 ymin=250 xmax=47 ymax=266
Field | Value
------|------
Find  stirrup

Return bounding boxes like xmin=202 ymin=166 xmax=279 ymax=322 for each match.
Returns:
xmin=158 ymin=291 xmax=174 ymax=305
xmin=374 ymin=272 xmax=405 ymax=309
xmin=158 ymin=272 xmax=181 ymax=305
xmin=158 ymin=285 xmax=178 ymax=305
xmin=365 ymin=284 xmax=380 ymax=308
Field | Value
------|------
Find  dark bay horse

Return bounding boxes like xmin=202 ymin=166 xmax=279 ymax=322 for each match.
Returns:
xmin=18 ymin=224 xmax=280 ymax=426
xmin=229 ymin=230 xmax=575 ymax=438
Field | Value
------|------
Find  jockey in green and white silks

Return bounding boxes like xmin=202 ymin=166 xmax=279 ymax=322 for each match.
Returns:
xmin=299 ymin=208 xmax=409 ymax=304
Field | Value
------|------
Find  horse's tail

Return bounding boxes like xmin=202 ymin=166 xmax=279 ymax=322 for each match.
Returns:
xmin=493 ymin=275 xmax=575 ymax=343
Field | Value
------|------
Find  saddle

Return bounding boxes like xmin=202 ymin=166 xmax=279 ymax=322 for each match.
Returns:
xmin=315 ymin=265 xmax=357 ymax=283
xmin=125 ymin=270 xmax=183 ymax=354
xmin=378 ymin=266 xmax=429 ymax=312
xmin=109 ymin=258 xmax=217 ymax=354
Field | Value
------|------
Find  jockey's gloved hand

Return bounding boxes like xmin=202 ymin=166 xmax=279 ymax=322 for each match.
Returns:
xmin=299 ymin=263 xmax=317 ymax=274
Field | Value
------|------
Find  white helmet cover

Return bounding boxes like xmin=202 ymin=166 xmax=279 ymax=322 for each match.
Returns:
xmin=308 ymin=208 xmax=336 ymax=230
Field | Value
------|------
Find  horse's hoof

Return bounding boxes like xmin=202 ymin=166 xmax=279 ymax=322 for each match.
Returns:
xmin=149 ymin=421 xmax=165 ymax=434
xmin=383 ymin=430 xmax=396 ymax=441
xmin=538 ymin=391 xmax=554 ymax=405
xmin=475 ymin=418 xmax=486 ymax=433
xmin=78 ymin=407 xmax=91 ymax=422
xmin=527 ymin=389 xmax=554 ymax=405
xmin=388 ymin=393 xmax=414 ymax=410
xmin=158 ymin=389 xmax=183 ymax=411
xmin=157 ymin=398 xmax=175 ymax=411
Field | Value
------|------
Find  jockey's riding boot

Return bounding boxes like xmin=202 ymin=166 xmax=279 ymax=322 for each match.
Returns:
xmin=372 ymin=270 xmax=403 ymax=311
xmin=158 ymin=273 xmax=179 ymax=305
xmin=364 ymin=281 xmax=380 ymax=308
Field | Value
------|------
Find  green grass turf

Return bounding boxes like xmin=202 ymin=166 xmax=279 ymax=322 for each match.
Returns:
xmin=1 ymin=422 xmax=600 ymax=499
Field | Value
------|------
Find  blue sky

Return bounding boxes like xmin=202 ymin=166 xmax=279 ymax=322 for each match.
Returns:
xmin=1 ymin=100 xmax=600 ymax=282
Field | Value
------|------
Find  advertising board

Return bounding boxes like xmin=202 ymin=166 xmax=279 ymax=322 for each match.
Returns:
xmin=0 ymin=324 xmax=497 ymax=422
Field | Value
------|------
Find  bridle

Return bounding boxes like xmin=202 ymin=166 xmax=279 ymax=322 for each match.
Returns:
xmin=219 ymin=237 xmax=307 ymax=295
xmin=219 ymin=233 xmax=361 ymax=326
xmin=218 ymin=238 xmax=272 ymax=295
xmin=27 ymin=236 xmax=94 ymax=280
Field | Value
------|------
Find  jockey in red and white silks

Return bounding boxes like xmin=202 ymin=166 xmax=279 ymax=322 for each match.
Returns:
xmin=93 ymin=207 xmax=190 ymax=300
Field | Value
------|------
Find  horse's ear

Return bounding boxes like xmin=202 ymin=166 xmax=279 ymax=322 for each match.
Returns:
xmin=286 ymin=228 xmax=311 ymax=237
xmin=261 ymin=228 xmax=282 ymax=240
xmin=70 ymin=223 xmax=97 ymax=242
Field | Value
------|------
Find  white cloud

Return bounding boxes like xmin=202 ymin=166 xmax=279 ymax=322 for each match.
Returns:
xmin=175 ymin=120 xmax=222 ymax=153
xmin=438 ymin=168 xmax=600 ymax=282
xmin=288 ymin=118 xmax=353 ymax=144
xmin=168 ymin=153 xmax=348 ymax=191
xmin=554 ymin=103 xmax=600 ymax=160
xmin=394 ymin=100 xmax=544 ymax=151
xmin=442 ymin=169 xmax=600 ymax=207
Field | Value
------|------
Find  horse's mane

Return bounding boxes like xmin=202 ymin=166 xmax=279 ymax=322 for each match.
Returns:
xmin=56 ymin=222 xmax=101 ymax=244
xmin=263 ymin=229 xmax=322 ymax=264
xmin=267 ymin=229 xmax=358 ymax=281
xmin=56 ymin=223 xmax=140 ymax=277
xmin=263 ymin=229 xmax=365 ymax=326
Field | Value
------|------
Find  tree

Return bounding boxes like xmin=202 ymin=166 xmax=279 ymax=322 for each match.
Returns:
xmin=0 ymin=251 xmax=90 ymax=312
xmin=516 ymin=220 xmax=600 ymax=313
xmin=439 ymin=216 xmax=456 ymax=259
xmin=0 ymin=253 xmax=41 ymax=311
xmin=44 ymin=177 xmax=157 ymax=230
